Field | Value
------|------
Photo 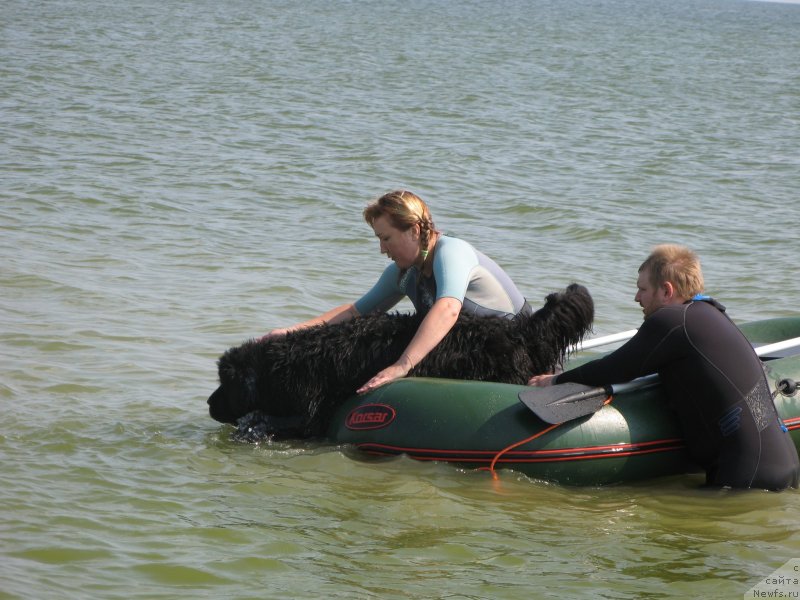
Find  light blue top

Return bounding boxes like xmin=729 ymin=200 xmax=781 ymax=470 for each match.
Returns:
xmin=354 ymin=235 xmax=526 ymax=318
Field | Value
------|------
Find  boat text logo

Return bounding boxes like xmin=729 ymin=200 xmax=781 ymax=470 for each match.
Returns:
xmin=345 ymin=404 xmax=396 ymax=430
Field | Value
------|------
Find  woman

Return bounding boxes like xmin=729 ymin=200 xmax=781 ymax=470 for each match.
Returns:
xmin=263 ymin=190 xmax=529 ymax=394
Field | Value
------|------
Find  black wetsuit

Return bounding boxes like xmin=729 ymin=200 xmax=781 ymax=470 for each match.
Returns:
xmin=556 ymin=298 xmax=800 ymax=490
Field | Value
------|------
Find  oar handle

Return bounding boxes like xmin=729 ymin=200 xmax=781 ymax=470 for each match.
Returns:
xmin=755 ymin=336 xmax=800 ymax=357
xmin=576 ymin=330 xmax=638 ymax=351
xmin=608 ymin=374 xmax=660 ymax=395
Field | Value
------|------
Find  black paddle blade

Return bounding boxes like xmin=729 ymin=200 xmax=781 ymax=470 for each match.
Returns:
xmin=518 ymin=383 xmax=610 ymax=424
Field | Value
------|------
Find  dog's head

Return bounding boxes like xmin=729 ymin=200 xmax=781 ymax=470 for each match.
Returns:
xmin=207 ymin=344 xmax=260 ymax=424
xmin=207 ymin=383 xmax=252 ymax=424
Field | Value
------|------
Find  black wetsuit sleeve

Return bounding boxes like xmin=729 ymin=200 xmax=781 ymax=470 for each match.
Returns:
xmin=555 ymin=313 xmax=682 ymax=386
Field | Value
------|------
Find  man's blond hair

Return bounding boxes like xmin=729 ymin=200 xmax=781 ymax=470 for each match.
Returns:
xmin=639 ymin=244 xmax=704 ymax=298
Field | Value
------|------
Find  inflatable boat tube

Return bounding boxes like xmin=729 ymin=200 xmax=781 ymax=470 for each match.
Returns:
xmin=326 ymin=317 xmax=800 ymax=485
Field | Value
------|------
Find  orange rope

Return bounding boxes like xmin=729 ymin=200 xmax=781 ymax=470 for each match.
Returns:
xmin=486 ymin=422 xmax=561 ymax=480
xmin=486 ymin=395 xmax=614 ymax=481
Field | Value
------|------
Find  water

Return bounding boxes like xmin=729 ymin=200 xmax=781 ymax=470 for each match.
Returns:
xmin=2 ymin=0 xmax=800 ymax=598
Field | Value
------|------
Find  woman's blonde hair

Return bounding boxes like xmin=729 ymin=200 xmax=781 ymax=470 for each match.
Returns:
xmin=639 ymin=244 xmax=704 ymax=298
xmin=363 ymin=190 xmax=438 ymax=252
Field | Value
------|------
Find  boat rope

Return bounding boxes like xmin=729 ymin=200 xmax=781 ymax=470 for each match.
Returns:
xmin=485 ymin=423 xmax=561 ymax=480
xmin=485 ymin=395 xmax=614 ymax=481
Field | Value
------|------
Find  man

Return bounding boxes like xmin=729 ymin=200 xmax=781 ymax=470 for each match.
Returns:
xmin=529 ymin=244 xmax=799 ymax=490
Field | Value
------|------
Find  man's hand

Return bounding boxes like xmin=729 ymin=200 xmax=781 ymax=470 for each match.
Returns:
xmin=527 ymin=373 xmax=557 ymax=387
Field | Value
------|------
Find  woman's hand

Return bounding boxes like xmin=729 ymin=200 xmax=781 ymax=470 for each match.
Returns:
xmin=258 ymin=303 xmax=360 ymax=342
xmin=357 ymin=362 xmax=411 ymax=395
xmin=258 ymin=327 xmax=291 ymax=341
xmin=527 ymin=373 xmax=557 ymax=387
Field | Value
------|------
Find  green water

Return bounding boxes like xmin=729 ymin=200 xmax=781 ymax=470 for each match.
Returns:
xmin=2 ymin=0 xmax=800 ymax=598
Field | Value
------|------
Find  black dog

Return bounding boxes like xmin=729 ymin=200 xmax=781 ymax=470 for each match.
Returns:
xmin=208 ymin=283 xmax=594 ymax=440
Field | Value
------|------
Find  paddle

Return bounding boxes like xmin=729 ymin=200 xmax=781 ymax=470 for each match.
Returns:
xmin=520 ymin=335 xmax=800 ymax=425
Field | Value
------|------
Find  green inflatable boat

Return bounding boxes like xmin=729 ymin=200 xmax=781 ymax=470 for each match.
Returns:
xmin=327 ymin=317 xmax=800 ymax=485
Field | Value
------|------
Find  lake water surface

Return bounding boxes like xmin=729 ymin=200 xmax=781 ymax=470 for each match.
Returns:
xmin=2 ymin=0 xmax=800 ymax=598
